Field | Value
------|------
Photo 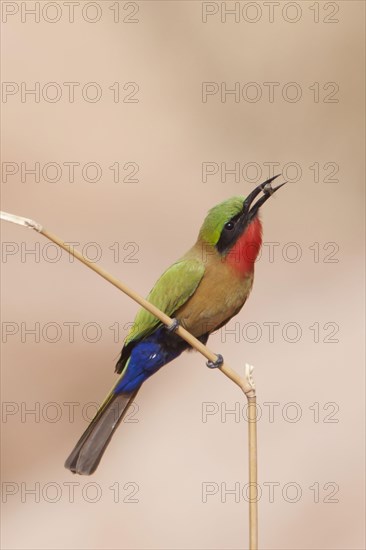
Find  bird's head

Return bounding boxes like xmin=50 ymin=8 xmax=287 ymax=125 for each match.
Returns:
xmin=199 ymin=175 xmax=286 ymax=274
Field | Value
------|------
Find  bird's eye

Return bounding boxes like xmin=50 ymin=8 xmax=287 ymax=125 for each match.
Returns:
xmin=224 ymin=221 xmax=234 ymax=231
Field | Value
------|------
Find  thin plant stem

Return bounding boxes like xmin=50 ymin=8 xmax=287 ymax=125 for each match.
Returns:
xmin=1 ymin=212 xmax=259 ymax=550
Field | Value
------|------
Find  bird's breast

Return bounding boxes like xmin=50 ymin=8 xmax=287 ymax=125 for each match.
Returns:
xmin=175 ymin=260 xmax=254 ymax=337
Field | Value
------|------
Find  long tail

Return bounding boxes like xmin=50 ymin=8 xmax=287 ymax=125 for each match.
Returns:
xmin=65 ymin=325 xmax=192 ymax=475
xmin=64 ymin=388 xmax=139 ymax=475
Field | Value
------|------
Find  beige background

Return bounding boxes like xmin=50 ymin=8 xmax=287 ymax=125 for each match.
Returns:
xmin=1 ymin=1 xmax=365 ymax=549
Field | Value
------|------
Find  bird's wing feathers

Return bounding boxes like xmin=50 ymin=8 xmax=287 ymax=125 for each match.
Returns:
xmin=115 ymin=259 xmax=205 ymax=373
xmin=127 ymin=259 xmax=205 ymax=343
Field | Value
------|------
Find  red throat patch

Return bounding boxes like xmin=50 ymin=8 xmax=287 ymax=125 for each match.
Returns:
xmin=225 ymin=217 xmax=263 ymax=276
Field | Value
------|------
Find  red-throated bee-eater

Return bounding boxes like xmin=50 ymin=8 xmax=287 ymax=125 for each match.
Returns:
xmin=65 ymin=176 xmax=285 ymax=475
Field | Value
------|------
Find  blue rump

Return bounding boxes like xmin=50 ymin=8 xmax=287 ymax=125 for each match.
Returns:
xmin=114 ymin=326 xmax=189 ymax=393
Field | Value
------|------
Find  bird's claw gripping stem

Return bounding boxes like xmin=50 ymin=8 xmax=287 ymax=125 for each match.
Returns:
xmin=206 ymin=353 xmax=224 ymax=369
xmin=167 ymin=318 xmax=180 ymax=332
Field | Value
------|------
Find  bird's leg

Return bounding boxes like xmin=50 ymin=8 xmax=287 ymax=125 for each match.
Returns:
xmin=206 ymin=353 xmax=224 ymax=369
xmin=166 ymin=318 xmax=180 ymax=332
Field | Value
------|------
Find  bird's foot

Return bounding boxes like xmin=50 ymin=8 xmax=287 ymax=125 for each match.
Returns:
xmin=206 ymin=354 xmax=224 ymax=369
xmin=167 ymin=318 xmax=180 ymax=332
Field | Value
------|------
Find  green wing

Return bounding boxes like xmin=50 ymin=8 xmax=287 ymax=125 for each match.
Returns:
xmin=115 ymin=258 xmax=205 ymax=373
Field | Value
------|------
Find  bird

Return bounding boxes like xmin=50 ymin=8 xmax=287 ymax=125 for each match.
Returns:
xmin=65 ymin=175 xmax=285 ymax=475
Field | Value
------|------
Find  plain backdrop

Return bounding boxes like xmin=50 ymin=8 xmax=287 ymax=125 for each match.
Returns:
xmin=1 ymin=1 xmax=365 ymax=549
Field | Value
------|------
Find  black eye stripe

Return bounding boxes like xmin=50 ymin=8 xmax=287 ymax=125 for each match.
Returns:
xmin=225 ymin=213 xmax=241 ymax=230
xmin=216 ymin=213 xmax=246 ymax=255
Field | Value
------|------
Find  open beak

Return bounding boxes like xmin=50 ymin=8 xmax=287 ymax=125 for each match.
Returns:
xmin=243 ymin=175 xmax=286 ymax=221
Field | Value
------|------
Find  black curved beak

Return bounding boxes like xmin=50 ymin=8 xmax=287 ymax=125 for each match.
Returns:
xmin=243 ymin=175 xmax=286 ymax=221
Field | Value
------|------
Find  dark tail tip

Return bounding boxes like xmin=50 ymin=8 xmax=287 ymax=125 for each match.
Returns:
xmin=64 ymin=390 xmax=139 ymax=475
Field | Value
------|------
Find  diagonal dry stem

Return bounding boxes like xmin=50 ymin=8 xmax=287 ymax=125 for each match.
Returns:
xmin=1 ymin=212 xmax=258 ymax=550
